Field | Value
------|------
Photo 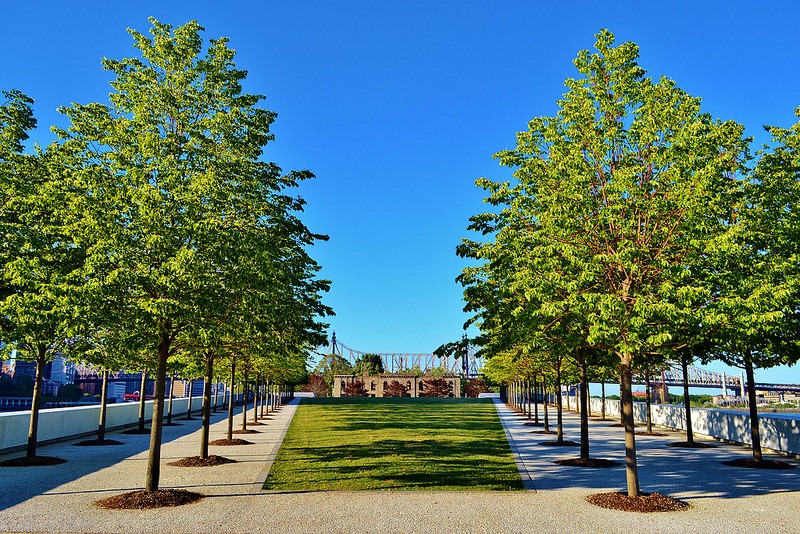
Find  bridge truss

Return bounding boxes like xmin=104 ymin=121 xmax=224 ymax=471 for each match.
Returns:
xmin=318 ymin=334 xmax=482 ymax=378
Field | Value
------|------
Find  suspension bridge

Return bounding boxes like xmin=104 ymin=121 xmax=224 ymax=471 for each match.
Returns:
xmin=315 ymin=334 xmax=800 ymax=394
xmin=315 ymin=333 xmax=482 ymax=377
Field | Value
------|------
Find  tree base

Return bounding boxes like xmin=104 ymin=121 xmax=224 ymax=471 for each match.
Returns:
xmin=722 ymin=458 xmax=796 ymax=469
xmin=538 ymin=440 xmax=580 ymax=447
xmin=167 ymin=455 xmax=237 ymax=467
xmin=555 ymin=458 xmax=619 ymax=468
xmin=121 ymin=428 xmax=151 ymax=435
xmin=232 ymin=429 xmax=260 ymax=434
xmin=73 ymin=439 xmax=124 ymax=446
xmin=94 ymin=489 xmax=203 ymax=509
xmin=668 ymin=441 xmax=716 ymax=448
xmin=208 ymin=438 xmax=253 ymax=446
xmin=586 ymin=492 xmax=689 ymax=512
xmin=636 ymin=431 xmax=668 ymax=437
xmin=0 ymin=455 xmax=66 ymax=467
xmin=530 ymin=430 xmax=556 ymax=434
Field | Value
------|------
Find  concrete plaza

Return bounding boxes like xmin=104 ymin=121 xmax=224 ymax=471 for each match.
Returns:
xmin=0 ymin=398 xmax=798 ymax=533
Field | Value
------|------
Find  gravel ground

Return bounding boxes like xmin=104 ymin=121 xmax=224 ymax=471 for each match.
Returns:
xmin=1 ymin=399 xmax=799 ymax=533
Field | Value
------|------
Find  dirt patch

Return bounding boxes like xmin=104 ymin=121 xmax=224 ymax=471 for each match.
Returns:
xmin=167 ymin=455 xmax=237 ymax=467
xmin=722 ymin=458 xmax=796 ymax=469
xmin=636 ymin=431 xmax=668 ymax=437
xmin=530 ymin=430 xmax=556 ymax=434
xmin=73 ymin=439 xmax=124 ymax=446
xmin=538 ymin=440 xmax=581 ymax=447
xmin=208 ymin=438 xmax=253 ymax=446
xmin=555 ymin=458 xmax=620 ymax=468
xmin=0 ymin=455 xmax=67 ymax=467
xmin=668 ymin=441 xmax=716 ymax=448
xmin=586 ymin=491 xmax=690 ymax=512
xmin=232 ymin=429 xmax=260 ymax=434
xmin=248 ymin=421 xmax=265 ymax=426
xmin=522 ymin=422 xmax=543 ymax=426
xmin=94 ymin=489 xmax=203 ymax=509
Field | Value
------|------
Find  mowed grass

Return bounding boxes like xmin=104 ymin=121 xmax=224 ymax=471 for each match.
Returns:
xmin=263 ymin=397 xmax=523 ymax=491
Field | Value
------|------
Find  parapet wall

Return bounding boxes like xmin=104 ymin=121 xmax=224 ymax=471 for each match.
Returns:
xmin=589 ymin=398 xmax=800 ymax=456
xmin=0 ymin=395 xmax=225 ymax=454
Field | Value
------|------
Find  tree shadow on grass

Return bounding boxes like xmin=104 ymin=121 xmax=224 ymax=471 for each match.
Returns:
xmin=265 ymin=437 xmax=523 ymax=491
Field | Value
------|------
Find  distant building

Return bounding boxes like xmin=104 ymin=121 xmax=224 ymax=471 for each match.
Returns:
xmin=333 ymin=373 xmax=461 ymax=398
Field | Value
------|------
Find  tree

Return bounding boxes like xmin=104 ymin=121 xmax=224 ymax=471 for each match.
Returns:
xmin=703 ymin=107 xmax=800 ymax=462
xmin=314 ymin=353 xmax=353 ymax=390
xmin=342 ymin=379 xmax=369 ymax=397
xmin=1 ymin=90 xmax=84 ymax=459
xmin=59 ymin=19 xmax=330 ymax=493
xmin=354 ymin=353 xmax=384 ymax=375
xmin=301 ymin=374 xmax=329 ymax=396
xmin=462 ymin=30 xmax=748 ymax=496
xmin=383 ymin=380 xmax=410 ymax=397
xmin=57 ymin=383 xmax=83 ymax=401
xmin=419 ymin=377 xmax=453 ymax=398
xmin=464 ymin=377 xmax=489 ymax=398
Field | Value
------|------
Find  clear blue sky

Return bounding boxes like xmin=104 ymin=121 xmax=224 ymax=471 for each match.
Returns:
xmin=2 ymin=1 xmax=799 ymax=385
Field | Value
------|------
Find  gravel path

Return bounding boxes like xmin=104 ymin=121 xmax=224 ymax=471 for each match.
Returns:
xmin=1 ymin=398 xmax=799 ymax=533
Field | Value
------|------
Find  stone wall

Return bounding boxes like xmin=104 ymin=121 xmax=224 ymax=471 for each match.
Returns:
xmin=0 ymin=394 xmax=225 ymax=454
xmin=589 ymin=397 xmax=800 ymax=456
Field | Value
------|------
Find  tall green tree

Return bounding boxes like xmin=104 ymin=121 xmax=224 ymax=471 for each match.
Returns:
xmin=704 ymin=108 xmax=800 ymax=461
xmin=463 ymin=30 xmax=748 ymax=496
xmin=60 ymin=19 xmax=329 ymax=493
xmin=1 ymin=90 xmax=85 ymax=459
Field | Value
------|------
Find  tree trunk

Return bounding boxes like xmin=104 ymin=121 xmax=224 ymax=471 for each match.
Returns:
xmin=533 ymin=376 xmax=539 ymax=424
xmin=578 ymin=351 xmax=590 ymax=461
xmin=200 ymin=351 xmax=214 ymax=459
xmin=744 ymin=350 xmax=763 ymax=461
xmin=266 ymin=377 xmax=272 ymax=415
xmin=681 ymin=353 xmax=694 ymax=444
xmin=601 ymin=382 xmax=606 ymax=420
xmin=137 ymin=370 xmax=147 ymax=432
xmin=185 ymin=379 xmax=195 ymax=420
xmin=526 ymin=379 xmax=532 ymax=419
xmin=226 ymin=357 xmax=236 ymax=441
xmin=555 ymin=366 xmax=564 ymax=443
xmin=166 ymin=372 xmax=175 ymax=425
xmin=241 ymin=363 xmax=249 ymax=431
xmin=145 ymin=329 xmax=170 ymax=493
xmin=645 ymin=372 xmax=653 ymax=434
xmin=97 ymin=369 xmax=109 ymax=441
xmin=543 ymin=379 xmax=550 ymax=432
xmin=26 ymin=347 xmax=47 ymax=457
xmin=252 ymin=374 xmax=260 ymax=424
xmin=620 ymin=354 xmax=640 ymax=497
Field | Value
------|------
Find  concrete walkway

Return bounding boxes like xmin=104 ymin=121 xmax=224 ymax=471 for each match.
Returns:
xmin=0 ymin=398 xmax=798 ymax=533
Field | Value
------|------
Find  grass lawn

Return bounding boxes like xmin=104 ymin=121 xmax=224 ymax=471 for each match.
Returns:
xmin=263 ymin=397 xmax=523 ymax=491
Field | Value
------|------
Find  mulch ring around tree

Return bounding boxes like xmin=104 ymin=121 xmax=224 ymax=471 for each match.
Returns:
xmin=722 ymin=458 xmax=796 ymax=469
xmin=522 ymin=421 xmax=543 ymax=426
xmin=586 ymin=492 xmax=690 ymax=513
xmin=0 ymin=455 xmax=66 ymax=467
xmin=555 ymin=457 xmax=620 ymax=468
xmin=167 ymin=455 xmax=237 ymax=467
xmin=530 ymin=429 xmax=556 ymax=434
xmin=636 ymin=431 xmax=669 ymax=437
xmin=73 ymin=439 xmax=124 ymax=446
xmin=121 ymin=428 xmax=151 ymax=435
xmin=208 ymin=438 xmax=253 ymax=446
xmin=94 ymin=489 xmax=203 ymax=509
xmin=538 ymin=440 xmax=581 ymax=447
xmin=668 ymin=441 xmax=716 ymax=448
xmin=232 ymin=429 xmax=260 ymax=434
